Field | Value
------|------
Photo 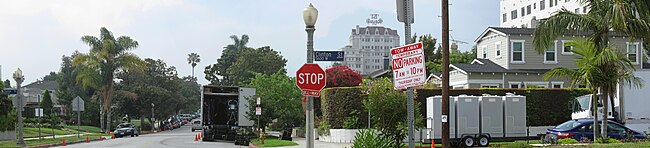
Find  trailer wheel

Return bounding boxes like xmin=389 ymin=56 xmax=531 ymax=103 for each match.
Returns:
xmin=461 ymin=136 xmax=474 ymax=147
xmin=477 ymin=135 xmax=489 ymax=147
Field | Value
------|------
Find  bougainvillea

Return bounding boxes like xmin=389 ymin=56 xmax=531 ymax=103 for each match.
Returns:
xmin=325 ymin=65 xmax=362 ymax=88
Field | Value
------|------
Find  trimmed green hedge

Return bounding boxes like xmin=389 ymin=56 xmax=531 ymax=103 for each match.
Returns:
xmin=320 ymin=87 xmax=367 ymax=129
xmin=415 ymin=88 xmax=590 ymax=126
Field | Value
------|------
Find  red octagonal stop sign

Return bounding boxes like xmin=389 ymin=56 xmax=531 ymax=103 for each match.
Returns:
xmin=296 ymin=63 xmax=326 ymax=97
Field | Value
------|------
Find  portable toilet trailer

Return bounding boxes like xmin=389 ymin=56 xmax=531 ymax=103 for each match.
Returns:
xmin=426 ymin=96 xmax=456 ymax=139
xmin=504 ymin=93 xmax=527 ymax=137
xmin=456 ymin=95 xmax=479 ymax=139
xmin=479 ymin=95 xmax=504 ymax=138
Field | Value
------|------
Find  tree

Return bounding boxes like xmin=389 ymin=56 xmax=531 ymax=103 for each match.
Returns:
xmin=226 ymin=46 xmax=287 ymax=86
xmin=73 ymin=27 xmax=146 ymax=133
xmin=205 ymin=34 xmax=250 ymax=85
xmin=187 ymin=53 xmax=200 ymax=78
xmin=363 ymin=78 xmax=423 ymax=147
xmin=43 ymin=72 xmax=57 ymax=81
xmin=3 ymin=80 xmax=9 ymax=88
xmin=244 ymin=70 xmax=303 ymax=133
xmin=416 ymin=34 xmax=437 ymax=63
xmin=325 ymin=65 xmax=362 ymax=88
xmin=544 ymin=39 xmax=643 ymax=140
xmin=533 ymin=0 xmax=650 ymax=54
xmin=41 ymin=90 xmax=54 ymax=115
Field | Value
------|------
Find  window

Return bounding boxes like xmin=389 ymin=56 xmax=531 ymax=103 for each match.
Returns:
xmin=510 ymin=84 xmax=520 ymax=88
xmin=545 ymin=41 xmax=557 ymax=63
xmin=495 ymin=42 xmax=502 ymax=57
xmin=521 ymin=7 xmax=525 ymax=16
xmin=511 ymin=40 xmax=525 ymax=63
xmin=534 ymin=3 xmax=537 ymax=9
xmin=575 ymin=8 xmax=580 ymax=13
xmin=482 ymin=45 xmax=488 ymax=59
xmin=583 ymin=6 xmax=588 ymax=13
xmin=481 ymin=84 xmax=499 ymax=88
xmin=562 ymin=40 xmax=573 ymax=54
xmin=540 ymin=0 xmax=546 ymax=10
xmin=511 ymin=10 xmax=518 ymax=19
xmin=554 ymin=0 xmax=558 ymax=6
xmin=503 ymin=13 xmax=507 ymax=22
xmin=627 ymin=42 xmax=640 ymax=64
xmin=527 ymin=5 xmax=532 ymax=14
xmin=553 ymin=84 xmax=562 ymax=88
xmin=550 ymin=0 xmax=553 ymax=7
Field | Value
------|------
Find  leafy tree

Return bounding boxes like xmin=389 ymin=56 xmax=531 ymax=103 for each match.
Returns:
xmin=245 ymin=71 xmax=303 ymax=133
xmin=0 ymin=81 xmax=11 ymax=115
xmin=363 ymin=78 xmax=423 ymax=147
xmin=41 ymin=90 xmax=54 ymax=115
xmin=187 ymin=53 xmax=200 ymax=78
xmin=3 ymin=80 xmax=9 ymax=88
xmin=43 ymin=72 xmax=57 ymax=81
xmin=73 ymin=27 xmax=146 ymax=133
xmin=325 ymin=65 xmax=362 ymax=88
xmin=205 ymin=34 xmax=250 ymax=85
xmin=416 ymin=34 xmax=437 ymax=63
xmin=56 ymin=53 xmax=99 ymax=126
xmin=544 ymin=39 xmax=643 ymax=140
xmin=227 ymin=46 xmax=287 ymax=86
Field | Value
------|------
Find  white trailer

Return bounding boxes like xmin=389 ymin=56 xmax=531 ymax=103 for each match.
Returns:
xmin=426 ymin=94 xmax=527 ymax=147
xmin=571 ymin=70 xmax=650 ymax=134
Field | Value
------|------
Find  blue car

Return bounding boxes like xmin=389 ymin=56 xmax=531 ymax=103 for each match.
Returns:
xmin=546 ymin=119 xmax=646 ymax=141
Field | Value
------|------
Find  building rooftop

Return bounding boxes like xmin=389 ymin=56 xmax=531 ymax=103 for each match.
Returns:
xmin=352 ymin=26 xmax=399 ymax=36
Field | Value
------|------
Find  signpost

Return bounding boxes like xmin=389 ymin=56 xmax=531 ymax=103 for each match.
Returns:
xmin=296 ymin=63 xmax=326 ymax=148
xmin=72 ymin=96 xmax=84 ymax=138
xmin=36 ymin=95 xmax=42 ymax=143
xmin=391 ymin=42 xmax=427 ymax=89
xmin=2 ymin=89 xmax=17 ymax=95
xmin=314 ymin=51 xmax=344 ymax=61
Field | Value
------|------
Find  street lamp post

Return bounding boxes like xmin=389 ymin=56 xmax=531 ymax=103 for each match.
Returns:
xmin=13 ymin=68 xmax=25 ymax=147
xmin=303 ymin=3 xmax=318 ymax=148
xmin=151 ymin=103 xmax=155 ymax=133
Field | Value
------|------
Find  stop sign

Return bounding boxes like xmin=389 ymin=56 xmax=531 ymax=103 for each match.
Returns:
xmin=296 ymin=63 xmax=326 ymax=97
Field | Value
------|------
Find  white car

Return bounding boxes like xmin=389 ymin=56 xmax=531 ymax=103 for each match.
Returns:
xmin=191 ymin=120 xmax=202 ymax=132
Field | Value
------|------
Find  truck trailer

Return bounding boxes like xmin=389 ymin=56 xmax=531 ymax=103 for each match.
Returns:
xmin=426 ymin=94 xmax=527 ymax=147
xmin=201 ymin=86 xmax=255 ymax=145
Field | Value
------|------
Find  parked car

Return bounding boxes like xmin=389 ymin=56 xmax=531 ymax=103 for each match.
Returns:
xmin=113 ymin=123 xmax=140 ymax=138
xmin=192 ymin=120 xmax=202 ymax=132
xmin=546 ymin=119 xmax=646 ymax=141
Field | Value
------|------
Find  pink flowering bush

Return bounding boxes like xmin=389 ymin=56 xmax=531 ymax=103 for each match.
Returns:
xmin=325 ymin=66 xmax=362 ymax=88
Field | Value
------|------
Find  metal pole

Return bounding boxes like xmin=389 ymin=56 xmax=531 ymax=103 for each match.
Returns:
xmin=15 ymin=78 xmax=25 ymax=147
xmin=306 ymin=25 xmax=315 ymax=148
xmin=403 ymin=0 xmax=415 ymax=148
xmin=152 ymin=104 xmax=155 ymax=133
xmin=77 ymin=99 xmax=81 ymax=139
xmin=441 ymin=0 xmax=451 ymax=147
xmin=38 ymin=95 xmax=41 ymax=143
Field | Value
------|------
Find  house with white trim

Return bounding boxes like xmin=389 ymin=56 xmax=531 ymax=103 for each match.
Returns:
xmin=435 ymin=27 xmax=648 ymax=88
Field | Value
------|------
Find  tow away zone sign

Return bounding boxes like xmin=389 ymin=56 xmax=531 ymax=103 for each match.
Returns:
xmin=391 ymin=42 xmax=426 ymax=89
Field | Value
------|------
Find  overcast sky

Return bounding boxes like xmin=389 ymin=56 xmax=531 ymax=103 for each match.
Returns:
xmin=0 ymin=0 xmax=498 ymax=85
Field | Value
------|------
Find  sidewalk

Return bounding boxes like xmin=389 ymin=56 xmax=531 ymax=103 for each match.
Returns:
xmin=24 ymin=132 xmax=93 ymax=141
xmin=282 ymin=138 xmax=352 ymax=148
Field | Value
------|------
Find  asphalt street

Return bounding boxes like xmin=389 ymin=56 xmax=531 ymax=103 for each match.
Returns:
xmin=61 ymin=122 xmax=248 ymax=148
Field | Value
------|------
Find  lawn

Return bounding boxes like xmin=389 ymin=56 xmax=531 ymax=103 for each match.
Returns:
xmin=64 ymin=125 xmax=102 ymax=133
xmin=251 ymin=136 xmax=299 ymax=147
xmin=23 ymin=128 xmax=73 ymax=138
xmin=491 ymin=140 xmax=650 ymax=148
xmin=131 ymin=120 xmax=151 ymax=127
xmin=0 ymin=133 xmax=111 ymax=148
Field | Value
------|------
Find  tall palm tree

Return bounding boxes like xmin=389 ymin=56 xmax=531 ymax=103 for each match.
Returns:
xmin=533 ymin=0 xmax=650 ymax=53
xmin=214 ymin=34 xmax=249 ymax=85
xmin=73 ymin=27 xmax=145 ymax=133
xmin=544 ymin=39 xmax=642 ymax=140
xmin=187 ymin=53 xmax=200 ymax=78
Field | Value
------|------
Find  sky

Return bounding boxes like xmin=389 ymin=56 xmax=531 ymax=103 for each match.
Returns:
xmin=0 ymin=0 xmax=499 ymax=85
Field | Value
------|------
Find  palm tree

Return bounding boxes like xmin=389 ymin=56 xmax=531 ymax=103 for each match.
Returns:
xmin=544 ymin=39 xmax=643 ymax=140
xmin=533 ymin=0 xmax=650 ymax=53
xmin=213 ymin=34 xmax=249 ymax=85
xmin=73 ymin=27 xmax=145 ymax=133
xmin=187 ymin=53 xmax=200 ymax=78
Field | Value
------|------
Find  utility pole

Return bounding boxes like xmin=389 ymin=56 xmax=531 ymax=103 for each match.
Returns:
xmin=441 ymin=0 xmax=451 ymax=147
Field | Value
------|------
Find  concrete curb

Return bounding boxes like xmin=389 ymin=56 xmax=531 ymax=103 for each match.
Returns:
xmin=28 ymin=137 xmax=108 ymax=148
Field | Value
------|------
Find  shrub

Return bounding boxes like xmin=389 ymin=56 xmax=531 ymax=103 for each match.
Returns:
xmin=352 ymin=129 xmax=394 ymax=148
xmin=342 ymin=110 xmax=361 ymax=129
xmin=594 ymin=137 xmax=621 ymax=143
xmin=320 ymin=87 xmax=367 ymax=129
xmin=325 ymin=66 xmax=362 ymax=88
xmin=558 ymin=138 xmax=579 ymax=144
xmin=317 ymin=118 xmax=330 ymax=136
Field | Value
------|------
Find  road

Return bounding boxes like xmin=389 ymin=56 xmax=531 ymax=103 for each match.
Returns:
xmin=62 ymin=122 xmax=248 ymax=148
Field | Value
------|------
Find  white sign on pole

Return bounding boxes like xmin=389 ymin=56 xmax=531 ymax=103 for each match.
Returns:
xmin=71 ymin=96 xmax=84 ymax=111
xmin=255 ymin=107 xmax=262 ymax=115
xmin=441 ymin=115 xmax=448 ymax=123
xmin=391 ymin=42 xmax=427 ymax=89
xmin=35 ymin=108 xmax=44 ymax=117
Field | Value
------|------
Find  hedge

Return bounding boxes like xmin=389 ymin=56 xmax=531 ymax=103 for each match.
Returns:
xmin=415 ymin=88 xmax=591 ymax=126
xmin=320 ymin=87 xmax=367 ymax=129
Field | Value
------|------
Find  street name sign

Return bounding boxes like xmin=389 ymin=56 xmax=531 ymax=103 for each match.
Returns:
xmin=391 ymin=42 xmax=426 ymax=89
xmin=3 ymin=89 xmax=17 ymax=95
xmin=71 ymin=96 xmax=84 ymax=112
xmin=296 ymin=63 xmax=326 ymax=97
xmin=314 ymin=51 xmax=344 ymax=61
